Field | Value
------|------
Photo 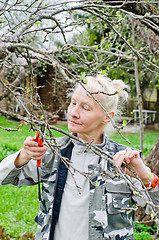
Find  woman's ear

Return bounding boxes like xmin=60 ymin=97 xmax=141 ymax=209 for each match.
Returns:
xmin=103 ymin=112 xmax=114 ymax=124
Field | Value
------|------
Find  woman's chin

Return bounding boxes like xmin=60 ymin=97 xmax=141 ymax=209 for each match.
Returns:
xmin=68 ymin=124 xmax=80 ymax=134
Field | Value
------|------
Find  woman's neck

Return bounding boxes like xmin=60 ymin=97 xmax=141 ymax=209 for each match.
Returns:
xmin=77 ymin=133 xmax=103 ymax=144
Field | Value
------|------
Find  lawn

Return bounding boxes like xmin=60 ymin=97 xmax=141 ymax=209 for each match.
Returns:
xmin=0 ymin=116 xmax=158 ymax=239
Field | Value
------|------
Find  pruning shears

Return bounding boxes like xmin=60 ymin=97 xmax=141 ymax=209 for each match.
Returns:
xmin=33 ymin=131 xmax=43 ymax=167
xmin=33 ymin=130 xmax=44 ymax=200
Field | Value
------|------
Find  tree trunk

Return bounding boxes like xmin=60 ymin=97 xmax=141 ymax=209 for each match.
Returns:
xmin=144 ymin=137 xmax=159 ymax=176
xmin=155 ymin=88 xmax=159 ymax=129
xmin=132 ymin=19 xmax=144 ymax=155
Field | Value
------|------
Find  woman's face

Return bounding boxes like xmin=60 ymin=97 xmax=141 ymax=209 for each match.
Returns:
xmin=67 ymin=85 xmax=108 ymax=143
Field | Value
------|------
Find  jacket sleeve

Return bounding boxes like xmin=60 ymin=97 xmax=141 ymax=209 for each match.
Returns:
xmin=131 ymin=177 xmax=159 ymax=205
xmin=0 ymin=150 xmax=39 ymax=187
xmin=113 ymin=141 xmax=159 ymax=207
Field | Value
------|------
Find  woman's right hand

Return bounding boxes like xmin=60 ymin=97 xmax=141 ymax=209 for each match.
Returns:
xmin=14 ymin=137 xmax=47 ymax=168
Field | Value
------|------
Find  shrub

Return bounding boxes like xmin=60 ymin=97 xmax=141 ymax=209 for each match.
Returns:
xmin=134 ymin=222 xmax=157 ymax=240
xmin=0 ymin=143 xmax=19 ymax=162
xmin=134 ymin=232 xmax=153 ymax=240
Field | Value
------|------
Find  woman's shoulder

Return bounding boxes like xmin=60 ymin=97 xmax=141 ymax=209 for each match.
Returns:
xmin=105 ymin=136 xmax=128 ymax=154
xmin=105 ymin=136 xmax=139 ymax=155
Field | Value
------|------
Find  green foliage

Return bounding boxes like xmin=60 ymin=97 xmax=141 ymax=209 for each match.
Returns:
xmin=134 ymin=232 xmax=153 ymax=240
xmin=122 ymin=120 xmax=127 ymax=127
xmin=134 ymin=222 xmax=157 ymax=240
xmin=78 ymin=72 xmax=86 ymax=82
xmin=0 ymin=144 xmax=19 ymax=162
xmin=68 ymin=9 xmax=159 ymax=101
xmin=135 ymin=222 xmax=156 ymax=234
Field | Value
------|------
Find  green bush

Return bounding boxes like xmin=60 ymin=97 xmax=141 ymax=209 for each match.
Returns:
xmin=0 ymin=143 xmax=19 ymax=162
xmin=134 ymin=222 xmax=157 ymax=240
xmin=134 ymin=232 xmax=153 ymax=240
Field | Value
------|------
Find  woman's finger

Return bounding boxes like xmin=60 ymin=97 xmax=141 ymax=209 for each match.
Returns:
xmin=27 ymin=150 xmax=45 ymax=160
xmin=24 ymin=137 xmax=38 ymax=147
xmin=23 ymin=136 xmax=47 ymax=160
xmin=113 ymin=152 xmax=125 ymax=168
xmin=124 ymin=149 xmax=140 ymax=164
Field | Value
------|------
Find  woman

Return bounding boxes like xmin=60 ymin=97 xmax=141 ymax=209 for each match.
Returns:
xmin=0 ymin=75 xmax=159 ymax=240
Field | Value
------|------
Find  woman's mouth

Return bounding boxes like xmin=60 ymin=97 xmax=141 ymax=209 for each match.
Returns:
xmin=69 ymin=120 xmax=81 ymax=125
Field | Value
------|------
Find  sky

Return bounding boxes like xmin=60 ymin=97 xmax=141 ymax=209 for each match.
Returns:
xmin=0 ymin=0 xmax=84 ymax=47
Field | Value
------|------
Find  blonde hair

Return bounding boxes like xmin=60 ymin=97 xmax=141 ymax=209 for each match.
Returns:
xmin=84 ymin=74 xmax=129 ymax=136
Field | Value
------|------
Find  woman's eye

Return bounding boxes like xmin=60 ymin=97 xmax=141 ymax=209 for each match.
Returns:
xmin=83 ymin=106 xmax=90 ymax=111
xmin=71 ymin=101 xmax=76 ymax=105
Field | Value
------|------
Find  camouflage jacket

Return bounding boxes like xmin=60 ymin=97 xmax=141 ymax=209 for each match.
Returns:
xmin=0 ymin=135 xmax=158 ymax=240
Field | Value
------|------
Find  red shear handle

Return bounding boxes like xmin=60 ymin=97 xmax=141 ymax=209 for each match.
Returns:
xmin=33 ymin=131 xmax=43 ymax=167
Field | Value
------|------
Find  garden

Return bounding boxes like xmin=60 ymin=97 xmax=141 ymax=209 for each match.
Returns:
xmin=0 ymin=0 xmax=159 ymax=239
xmin=0 ymin=116 xmax=158 ymax=239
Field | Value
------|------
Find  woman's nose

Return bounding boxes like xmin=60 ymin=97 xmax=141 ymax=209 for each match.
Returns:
xmin=70 ymin=105 xmax=80 ymax=118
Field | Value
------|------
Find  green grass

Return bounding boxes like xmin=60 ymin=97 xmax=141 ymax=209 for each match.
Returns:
xmin=0 ymin=116 xmax=68 ymax=148
xmin=0 ymin=116 xmax=158 ymax=155
xmin=111 ymin=131 xmax=159 ymax=157
xmin=0 ymin=116 xmax=158 ymax=239
xmin=0 ymin=185 xmax=39 ymax=238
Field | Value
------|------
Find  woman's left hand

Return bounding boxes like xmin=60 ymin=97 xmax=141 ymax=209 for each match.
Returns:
xmin=113 ymin=148 xmax=151 ymax=185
